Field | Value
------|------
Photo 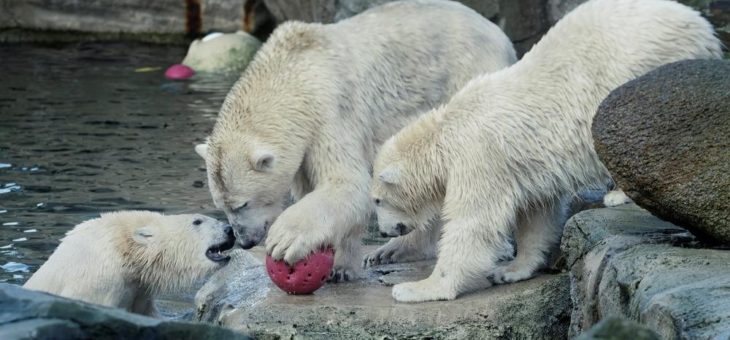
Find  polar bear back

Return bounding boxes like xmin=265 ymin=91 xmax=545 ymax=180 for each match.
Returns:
xmin=24 ymin=215 xmax=131 ymax=306
xmin=213 ymin=0 xmax=517 ymax=158
xmin=381 ymin=0 xmax=721 ymax=212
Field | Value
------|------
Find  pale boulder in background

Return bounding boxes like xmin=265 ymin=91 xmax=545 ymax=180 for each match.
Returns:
xmin=182 ymin=31 xmax=262 ymax=74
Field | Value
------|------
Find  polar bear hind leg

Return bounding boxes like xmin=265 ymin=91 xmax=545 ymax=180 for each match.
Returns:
xmin=490 ymin=199 xmax=564 ymax=284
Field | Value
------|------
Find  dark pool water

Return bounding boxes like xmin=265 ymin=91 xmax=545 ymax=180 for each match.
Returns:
xmin=0 ymin=43 xmax=239 ymax=286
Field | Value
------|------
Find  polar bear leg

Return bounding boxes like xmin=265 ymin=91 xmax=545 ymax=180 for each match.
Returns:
xmin=267 ymin=183 xmax=369 ymax=282
xmin=603 ymin=190 xmax=632 ymax=207
xmin=392 ymin=215 xmax=514 ymax=302
xmin=363 ymin=220 xmax=441 ymax=267
xmin=491 ymin=200 xmax=563 ymax=284
xmin=330 ymin=233 xmax=363 ymax=282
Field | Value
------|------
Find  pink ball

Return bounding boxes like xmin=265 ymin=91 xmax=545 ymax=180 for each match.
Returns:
xmin=164 ymin=64 xmax=195 ymax=80
xmin=265 ymin=248 xmax=335 ymax=295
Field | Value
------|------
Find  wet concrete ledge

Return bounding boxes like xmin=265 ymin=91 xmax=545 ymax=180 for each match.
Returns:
xmin=196 ymin=247 xmax=571 ymax=339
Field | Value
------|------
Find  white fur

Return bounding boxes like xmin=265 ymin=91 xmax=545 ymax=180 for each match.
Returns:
xmin=603 ymin=189 xmax=632 ymax=206
xmin=23 ymin=211 xmax=233 ymax=316
xmin=371 ymin=0 xmax=721 ymax=302
xmin=197 ymin=0 xmax=516 ymax=279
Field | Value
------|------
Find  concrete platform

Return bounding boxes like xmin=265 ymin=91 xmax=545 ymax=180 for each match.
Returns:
xmin=195 ymin=246 xmax=570 ymax=339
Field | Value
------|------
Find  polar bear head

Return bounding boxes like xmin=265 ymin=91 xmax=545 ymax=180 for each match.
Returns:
xmin=121 ymin=212 xmax=236 ymax=292
xmin=371 ymin=138 xmax=443 ymax=237
xmin=195 ymin=135 xmax=300 ymax=249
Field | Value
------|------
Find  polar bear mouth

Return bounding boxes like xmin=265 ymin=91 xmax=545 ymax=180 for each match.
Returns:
xmin=206 ymin=238 xmax=235 ymax=263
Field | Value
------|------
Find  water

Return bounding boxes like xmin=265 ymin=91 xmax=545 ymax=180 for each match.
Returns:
xmin=0 ymin=43 xmax=239 ymax=286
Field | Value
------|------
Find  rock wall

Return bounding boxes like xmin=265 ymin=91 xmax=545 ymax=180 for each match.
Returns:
xmin=0 ymin=0 xmax=274 ymax=43
xmin=2 ymin=0 xmax=728 ymax=55
xmin=561 ymin=204 xmax=730 ymax=338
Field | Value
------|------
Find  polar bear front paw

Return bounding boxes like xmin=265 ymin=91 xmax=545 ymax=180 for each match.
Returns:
xmin=363 ymin=244 xmax=400 ymax=267
xmin=489 ymin=264 xmax=535 ymax=285
xmin=363 ymin=234 xmax=437 ymax=268
xmin=392 ymin=279 xmax=456 ymax=303
xmin=266 ymin=217 xmax=327 ymax=265
xmin=329 ymin=265 xmax=360 ymax=283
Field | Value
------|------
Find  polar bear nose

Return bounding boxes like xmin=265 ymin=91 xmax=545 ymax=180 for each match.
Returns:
xmin=239 ymin=239 xmax=258 ymax=249
xmin=396 ymin=223 xmax=407 ymax=235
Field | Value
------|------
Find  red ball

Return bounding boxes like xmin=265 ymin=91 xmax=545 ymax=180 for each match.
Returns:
xmin=164 ymin=64 xmax=195 ymax=80
xmin=265 ymin=248 xmax=335 ymax=295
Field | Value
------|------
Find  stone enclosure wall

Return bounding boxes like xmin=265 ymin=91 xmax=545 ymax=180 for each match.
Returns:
xmin=1 ymin=0 xmax=728 ymax=56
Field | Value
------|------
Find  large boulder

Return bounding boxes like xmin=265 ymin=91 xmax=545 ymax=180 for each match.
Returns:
xmin=561 ymin=204 xmax=730 ymax=338
xmin=0 ymin=283 xmax=252 ymax=339
xmin=196 ymin=247 xmax=571 ymax=339
xmin=182 ymin=32 xmax=262 ymax=74
xmin=593 ymin=59 xmax=730 ymax=244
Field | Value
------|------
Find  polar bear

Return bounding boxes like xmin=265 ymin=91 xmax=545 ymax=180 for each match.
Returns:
xmin=23 ymin=211 xmax=235 ymax=316
xmin=194 ymin=0 xmax=516 ymax=280
xmin=369 ymin=0 xmax=721 ymax=302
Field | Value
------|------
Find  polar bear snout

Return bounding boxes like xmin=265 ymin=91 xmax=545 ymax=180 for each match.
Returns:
xmin=205 ymin=223 xmax=236 ymax=263
xmin=224 ymin=203 xmax=281 ymax=249
xmin=380 ymin=222 xmax=413 ymax=237
xmin=233 ymin=222 xmax=268 ymax=249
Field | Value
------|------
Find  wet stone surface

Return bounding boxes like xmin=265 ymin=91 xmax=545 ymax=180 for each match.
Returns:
xmin=196 ymin=247 xmax=572 ymax=339
xmin=0 ymin=283 xmax=253 ymax=339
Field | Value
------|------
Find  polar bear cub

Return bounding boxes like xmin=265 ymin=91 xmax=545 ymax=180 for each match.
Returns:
xmin=370 ymin=0 xmax=721 ymax=302
xmin=195 ymin=0 xmax=516 ymax=281
xmin=24 ymin=211 xmax=235 ymax=316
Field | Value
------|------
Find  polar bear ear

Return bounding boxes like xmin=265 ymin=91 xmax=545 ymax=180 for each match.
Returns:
xmin=251 ymin=149 xmax=276 ymax=172
xmin=195 ymin=143 xmax=209 ymax=160
xmin=132 ymin=227 xmax=155 ymax=245
xmin=378 ymin=166 xmax=400 ymax=185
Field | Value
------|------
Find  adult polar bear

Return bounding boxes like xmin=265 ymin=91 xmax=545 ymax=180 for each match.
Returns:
xmin=370 ymin=0 xmax=721 ymax=302
xmin=24 ymin=212 xmax=235 ymax=316
xmin=195 ymin=0 xmax=516 ymax=280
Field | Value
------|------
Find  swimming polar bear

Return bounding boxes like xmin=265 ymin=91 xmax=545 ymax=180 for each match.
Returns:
xmin=24 ymin=211 xmax=235 ymax=316
xmin=195 ymin=0 xmax=516 ymax=281
xmin=370 ymin=0 xmax=721 ymax=302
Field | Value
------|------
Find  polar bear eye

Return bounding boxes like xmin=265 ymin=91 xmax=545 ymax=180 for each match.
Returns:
xmin=193 ymin=219 xmax=203 ymax=226
xmin=374 ymin=198 xmax=381 ymax=206
xmin=233 ymin=202 xmax=249 ymax=212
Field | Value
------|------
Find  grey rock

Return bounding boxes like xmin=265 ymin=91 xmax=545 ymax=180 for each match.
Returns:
xmin=182 ymin=31 xmax=262 ymax=73
xmin=0 ymin=319 xmax=85 ymax=340
xmin=546 ymin=0 xmax=585 ymax=24
xmin=593 ymin=59 xmax=730 ymax=244
xmin=453 ymin=0 xmax=500 ymax=20
xmin=196 ymin=246 xmax=571 ymax=339
xmin=3 ymin=0 xmax=726 ymax=56
xmin=497 ymin=0 xmax=550 ymax=56
xmin=562 ymin=204 xmax=730 ymax=338
xmin=195 ymin=248 xmax=270 ymax=323
xmin=575 ymin=317 xmax=660 ymax=340
xmin=681 ymin=0 xmax=730 ymax=48
xmin=0 ymin=283 xmax=252 ymax=339
xmin=262 ymin=0 xmax=405 ymax=23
